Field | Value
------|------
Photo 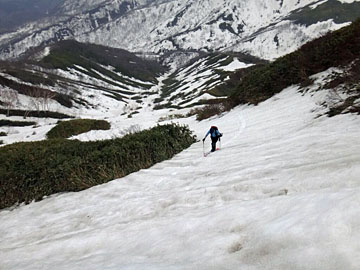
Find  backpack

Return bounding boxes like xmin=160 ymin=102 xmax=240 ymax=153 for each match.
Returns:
xmin=210 ymin=126 xmax=218 ymax=137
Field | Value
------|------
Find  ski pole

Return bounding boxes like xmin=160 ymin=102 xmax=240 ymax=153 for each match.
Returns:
xmin=202 ymin=139 xmax=205 ymax=156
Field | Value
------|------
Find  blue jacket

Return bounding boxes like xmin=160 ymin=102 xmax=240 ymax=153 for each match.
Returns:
xmin=204 ymin=128 xmax=222 ymax=139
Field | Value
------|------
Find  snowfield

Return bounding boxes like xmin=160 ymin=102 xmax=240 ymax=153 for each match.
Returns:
xmin=1 ymin=80 xmax=359 ymax=269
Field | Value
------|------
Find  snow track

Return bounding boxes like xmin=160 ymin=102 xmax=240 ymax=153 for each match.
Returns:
xmin=1 ymin=86 xmax=360 ymax=269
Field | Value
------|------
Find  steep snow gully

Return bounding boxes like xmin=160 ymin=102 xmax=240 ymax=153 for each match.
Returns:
xmin=1 ymin=85 xmax=360 ymax=269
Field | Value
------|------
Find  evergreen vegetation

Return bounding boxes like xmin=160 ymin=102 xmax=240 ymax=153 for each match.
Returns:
xmin=0 ymin=74 xmax=73 ymax=108
xmin=0 ymin=119 xmax=36 ymax=127
xmin=5 ymin=69 xmax=56 ymax=86
xmin=40 ymin=40 xmax=165 ymax=84
xmin=0 ymin=124 xmax=196 ymax=209
xmin=46 ymin=119 xmax=111 ymax=139
xmin=0 ymin=109 xmax=72 ymax=119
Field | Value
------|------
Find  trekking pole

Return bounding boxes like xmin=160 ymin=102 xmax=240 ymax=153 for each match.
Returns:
xmin=202 ymin=139 xmax=205 ymax=156
xmin=219 ymin=137 xmax=221 ymax=150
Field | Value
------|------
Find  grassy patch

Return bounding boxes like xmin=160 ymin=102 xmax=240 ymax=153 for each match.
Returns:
xmin=46 ymin=119 xmax=111 ymax=139
xmin=0 ymin=124 xmax=196 ymax=209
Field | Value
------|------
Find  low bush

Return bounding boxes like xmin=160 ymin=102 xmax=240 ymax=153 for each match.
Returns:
xmin=0 ymin=120 xmax=36 ymax=127
xmin=190 ymin=99 xmax=233 ymax=120
xmin=0 ymin=109 xmax=73 ymax=119
xmin=0 ymin=124 xmax=196 ymax=209
xmin=192 ymin=104 xmax=224 ymax=121
xmin=0 ymin=132 xmax=7 ymax=136
xmin=5 ymin=69 xmax=55 ymax=86
xmin=158 ymin=114 xmax=185 ymax=122
xmin=327 ymin=93 xmax=360 ymax=117
xmin=46 ymin=119 xmax=111 ymax=139
xmin=0 ymin=75 xmax=73 ymax=108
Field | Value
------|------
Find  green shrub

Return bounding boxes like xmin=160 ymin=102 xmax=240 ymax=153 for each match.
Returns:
xmin=0 ymin=124 xmax=196 ymax=209
xmin=154 ymin=97 xmax=165 ymax=103
xmin=0 ymin=109 xmax=73 ymax=119
xmin=0 ymin=120 xmax=36 ymax=127
xmin=158 ymin=114 xmax=186 ymax=122
xmin=153 ymin=103 xmax=180 ymax=110
xmin=0 ymin=75 xmax=73 ymax=108
xmin=46 ymin=119 xmax=111 ymax=139
xmin=190 ymin=102 xmax=233 ymax=121
xmin=0 ymin=132 xmax=7 ymax=136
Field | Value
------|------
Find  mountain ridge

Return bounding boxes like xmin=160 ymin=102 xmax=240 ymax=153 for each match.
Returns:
xmin=1 ymin=0 xmax=360 ymax=61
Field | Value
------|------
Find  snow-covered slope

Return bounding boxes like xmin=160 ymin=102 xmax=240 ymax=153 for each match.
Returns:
xmin=0 ymin=40 xmax=169 ymax=118
xmin=0 ymin=42 xmax=258 ymax=119
xmin=153 ymin=53 xmax=256 ymax=110
xmin=1 ymin=70 xmax=359 ymax=269
xmin=1 ymin=0 xmax=360 ymax=60
xmin=0 ymin=53 xmax=256 ymax=144
xmin=0 ymin=64 xmax=153 ymax=118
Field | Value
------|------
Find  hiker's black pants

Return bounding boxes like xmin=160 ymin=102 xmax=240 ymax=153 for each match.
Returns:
xmin=211 ymin=137 xmax=218 ymax=152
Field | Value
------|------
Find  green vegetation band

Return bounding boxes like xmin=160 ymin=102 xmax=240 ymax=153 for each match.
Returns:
xmin=0 ymin=124 xmax=196 ymax=209
xmin=46 ymin=119 xmax=111 ymax=139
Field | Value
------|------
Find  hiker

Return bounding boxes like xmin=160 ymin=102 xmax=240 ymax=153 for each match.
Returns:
xmin=203 ymin=126 xmax=222 ymax=152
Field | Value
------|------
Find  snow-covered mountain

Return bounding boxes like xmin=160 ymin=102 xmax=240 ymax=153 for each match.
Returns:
xmin=0 ymin=39 xmax=167 ymax=117
xmin=0 ymin=46 xmax=258 ymax=119
xmin=1 ymin=0 xmax=360 ymax=61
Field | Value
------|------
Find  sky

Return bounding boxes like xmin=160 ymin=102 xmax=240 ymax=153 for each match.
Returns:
xmin=0 ymin=0 xmax=64 ymax=32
